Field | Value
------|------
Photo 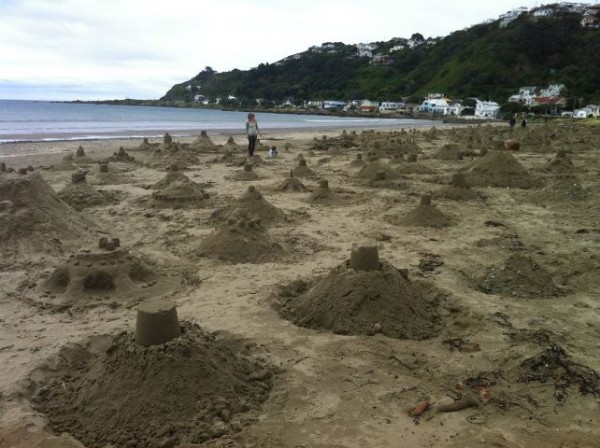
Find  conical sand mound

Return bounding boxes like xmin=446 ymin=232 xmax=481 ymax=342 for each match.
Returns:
xmin=210 ymin=186 xmax=285 ymax=226
xmin=221 ymin=136 xmax=243 ymax=153
xmin=152 ymin=177 xmax=210 ymax=206
xmin=58 ymin=182 xmax=116 ymax=211
xmin=433 ymin=144 xmax=461 ymax=160
xmin=26 ymin=322 xmax=273 ymax=448
xmin=541 ymin=151 xmax=574 ymax=173
xmin=433 ymin=173 xmax=483 ymax=201
xmin=476 ymin=253 xmax=563 ymax=298
xmin=151 ymin=166 xmax=189 ymax=190
xmin=275 ymin=174 xmax=307 ymax=192
xmin=0 ymin=172 xmax=95 ymax=255
xmin=291 ymin=160 xmax=317 ymax=179
xmin=386 ymin=196 xmax=452 ymax=227
xmin=148 ymin=146 xmax=200 ymax=169
xmin=192 ymin=216 xmax=283 ymax=263
xmin=190 ymin=131 xmax=217 ymax=152
xmin=275 ymin=246 xmax=440 ymax=339
xmin=526 ymin=175 xmax=586 ymax=205
xmin=465 ymin=150 xmax=538 ymax=189
xmin=226 ymin=165 xmax=261 ymax=181
xmin=356 ymin=161 xmax=400 ymax=181
xmin=42 ymin=247 xmax=170 ymax=305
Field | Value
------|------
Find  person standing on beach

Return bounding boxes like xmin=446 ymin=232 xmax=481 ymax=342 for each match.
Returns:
xmin=246 ymin=113 xmax=262 ymax=159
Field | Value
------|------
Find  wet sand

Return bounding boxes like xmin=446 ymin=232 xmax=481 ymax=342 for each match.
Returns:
xmin=1 ymin=123 xmax=599 ymax=448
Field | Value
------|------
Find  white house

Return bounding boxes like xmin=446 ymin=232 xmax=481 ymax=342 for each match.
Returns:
xmin=390 ymin=44 xmax=406 ymax=52
xmin=418 ymin=97 xmax=454 ymax=114
xmin=474 ymin=99 xmax=501 ymax=118
xmin=574 ymin=105 xmax=600 ymax=118
xmin=323 ymin=100 xmax=346 ymax=110
xmin=356 ymin=43 xmax=376 ymax=58
xmin=379 ymin=102 xmax=407 ymax=113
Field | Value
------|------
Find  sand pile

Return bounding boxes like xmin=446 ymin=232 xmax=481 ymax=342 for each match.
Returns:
xmin=42 ymin=246 xmax=169 ymax=305
xmin=0 ymin=172 xmax=95 ymax=255
xmin=58 ymin=182 xmax=115 ymax=211
xmin=151 ymin=165 xmax=189 ymax=189
xmin=222 ymin=136 xmax=243 ymax=153
xmin=476 ymin=253 xmax=563 ymax=298
xmin=308 ymin=180 xmax=347 ymax=206
xmin=107 ymin=147 xmax=135 ymax=162
xmin=348 ymin=153 xmax=366 ymax=168
xmin=275 ymin=246 xmax=441 ymax=339
xmin=193 ymin=213 xmax=283 ymax=263
xmin=541 ymin=150 xmax=574 ymax=173
xmin=356 ymin=161 xmax=400 ymax=181
xmin=275 ymin=171 xmax=307 ymax=192
xmin=526 ymin=174 xmax=586 ymax=205
xmin=464 ymin=150 xmax=538 ymax=189
xmin=394 ymin=160 xmax=436 ymax=175
xmin=190 ymin=130 xmax=217 ymax=152
xmin=227 ymin=164 xmax=261 ymax=181
xmin=149 ymin=148 xmax=200 ymax=170
xmin=292 ymin=159 xmax=317 ymax=179
xmin=27 ymin=321 xmax=273 ymax=447
xmin=386 ymin=195 xmax=452 ymax=227
xmin=151 ymin=177 xmax=210 ymax=206
xmin=134 ymin=137 xmax=159 ymax=151
xmin=55 ymin=155 xmax=78 ymax=171
xmin=210 ymin=186 xmax=285 ymax=226
xmin=434 ymin=173 xmax=483 ymax=201
xmin=433 ymin=143 xmax=461 ymax=160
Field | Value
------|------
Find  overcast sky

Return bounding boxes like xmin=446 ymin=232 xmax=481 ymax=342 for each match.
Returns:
xmin=0 ymin=0 xmax=592 ymax=101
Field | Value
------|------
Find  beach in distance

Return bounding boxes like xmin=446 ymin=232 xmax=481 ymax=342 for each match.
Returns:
xmin=1 ymin=117 xmax=600 ymax=448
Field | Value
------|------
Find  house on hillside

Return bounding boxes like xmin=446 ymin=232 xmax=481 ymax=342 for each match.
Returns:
xmin=530 ymin=96 xmax=567 ymax=109
xmin=356 ymin=43 xmax=376 ymax=58
xmin=360 ymin=100 xmax=380 ymax=112
xmin=323 ymin=100 xmax=346 ymax=110
xmin=474 ymin=99 xmax=501 ymax=118
xmin=539 ymin=84 xmax=566 ymax=97
xmin=379 ymin=102 xmax=407 ymax=113
xmin=418 ymin=96 xmax=463 ymax=115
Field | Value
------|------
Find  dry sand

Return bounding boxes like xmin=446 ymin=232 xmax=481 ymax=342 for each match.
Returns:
xmin=1 ymin=123 xmax=600 ymax=448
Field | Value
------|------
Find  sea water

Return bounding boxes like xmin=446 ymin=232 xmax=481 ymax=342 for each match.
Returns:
xmin=0 ymin=100 xmax=437 ymax=143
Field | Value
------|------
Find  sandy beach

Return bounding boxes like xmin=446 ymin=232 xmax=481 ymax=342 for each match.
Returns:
xmin=1 ymin=122 xmax=599 ymax=448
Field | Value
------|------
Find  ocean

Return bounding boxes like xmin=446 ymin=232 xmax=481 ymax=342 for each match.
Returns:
xmin=0 ymin=100 xmax=438 ymax=143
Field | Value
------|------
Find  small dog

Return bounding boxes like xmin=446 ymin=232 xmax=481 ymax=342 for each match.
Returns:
xmin=268 ymin=146 xmax=278 ymax=158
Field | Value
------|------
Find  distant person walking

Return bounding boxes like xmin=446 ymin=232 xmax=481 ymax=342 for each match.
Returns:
xmin=521 ymin=117 xmax=527 ymax=128
xmin=245 ymin=113 xmax=262 ymax=159
xmin=509 ymin=116 xmax=516 ymax=129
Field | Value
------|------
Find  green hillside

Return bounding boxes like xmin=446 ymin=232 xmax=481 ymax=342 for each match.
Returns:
xmin=161 ymin=7 xmax=600 ymax=105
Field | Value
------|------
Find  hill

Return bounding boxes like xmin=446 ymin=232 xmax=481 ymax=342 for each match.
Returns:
xmin=161 ymin=4 xmax=600 ymax=105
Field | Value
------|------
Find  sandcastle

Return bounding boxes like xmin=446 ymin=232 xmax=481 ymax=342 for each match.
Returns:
xmin=190 ymin=130 xmax=217 ymax=152
xmin=386 ymin=195 xmax=452 ymax=227
xmin=210 ymin=186 xmax=285 ymax=226
xmin=26 ymin=309 xmax=273 ymax=447
xmin=227 ymin=163 xmax=261 ymax=181
xmin=526 ymin=174 xmax=586 ymax=205
xmin=356 ymin=161 xmax=401 ymax=182
xmin=434 ymin=172 xmax=483 ymax=201
xmin=135 ymin=298 xmax=181 ymax=346
xmin=192 ymin=211 xmax=283 ymax=263
xmin=275 ymin=245 xmax=441 ymax=339
xmin=475 ymin=253 xmax=563 ymax=299
xmin=291 ymin=158 xmax=317 ymax=179
xmin=349 ymin=153 xmax=366 ymax=168
xmin=108 ymin=147 xmax=135 ymax=162
xmin=151 ymin=176 xmax=210 ymax=206
xmin=148 ymin=133 xmax=200 ymax=169
xmin=464 ymin=150 xmax=539 ymax=189
xmin=541 ymin=150 xmax=574 ymax=173
xmin=275 ymin=170 xmax=307 ymax=192
xmin=152 ymin=164 xmax=190 ymax=189
xmin=42 ymin=240 xmax=170 ymax=304
xmin=0 ymin=172 xmax=95 ymax=255
xmin=58 ymin=171 xmax=116 ymax=211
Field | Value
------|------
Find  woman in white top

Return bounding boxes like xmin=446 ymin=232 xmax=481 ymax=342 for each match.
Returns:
xmin=245 ymin=113 xmax=262 ymax=159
